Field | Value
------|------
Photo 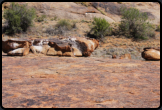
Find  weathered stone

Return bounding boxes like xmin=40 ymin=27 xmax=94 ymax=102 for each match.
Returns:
xmin=2 ymin=55 xmax=160 ymax=108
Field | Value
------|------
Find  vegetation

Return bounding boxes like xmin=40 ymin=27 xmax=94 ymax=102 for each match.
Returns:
xmin=56 ymin=19 xmax=75 ymax=30
xmin=119 ymin=6 xmax=155 ymax=40
xmin=45 ymin=19 xmax=76 ymax=36
xmin=96 ymin=8 xmax=106 ymax=15
xmin=35 ymin=15 xmax=46 ymax=22
xmin=74 ymin=2 xmax=90 ymax=7
xmin=117 ymin=2 xmax=122 ymax=4
xmin=90 ymin=17 xmax=112 ymax=39
xmin=156 ymin=25 xmax=160 ymax=32
xmin=3 ymin=2 xmax=36 ymax=35
xmin=50 ymin=16 xmax=58 ymax=21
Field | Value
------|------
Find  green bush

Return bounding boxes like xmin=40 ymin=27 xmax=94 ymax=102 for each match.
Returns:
xmin=119 ymin=7 xmax=155 ymax=40
xmin=90 ymin=17 xmax=112 ymax=39
xmin=35 ymin=15 xmax=46 ymax=22
xmin=3 ymin=2 xmax=36 ymax=35
xmin=156 ymin=25 xmax=160 ymax=32
xmin=56 ymin=19 xmax=73 ymax=30
xmin=45 ymin=19 xmax=76 ymax=36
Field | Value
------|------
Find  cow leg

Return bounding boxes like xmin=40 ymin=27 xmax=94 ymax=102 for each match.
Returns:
xmin=23 ymin=48 xmax=30 ymax=56
xmin=30 ymin=46 xmax=36 ymax=54
xmin=71 ymin=48 xmax=75 ymax=57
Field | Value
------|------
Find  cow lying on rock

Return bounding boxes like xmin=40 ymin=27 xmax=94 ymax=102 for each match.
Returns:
xmin=7 ymin=48 xmax=30 ymax=56
xmin=2 ymin=36 xmax=99 ymax=57
xmin=29 ymin=39 xmax=51 ymax=55
xmin=2 ymin=38 xmax=32 ymax=56
xmin=141 ymin=47 xmax=160 ymax=61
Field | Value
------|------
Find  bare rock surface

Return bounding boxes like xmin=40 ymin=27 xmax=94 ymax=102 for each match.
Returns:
xmin=3 ymin=2 xmax=159 ymax=24
xmin=2 ymin=54 xmax=160 ymax=108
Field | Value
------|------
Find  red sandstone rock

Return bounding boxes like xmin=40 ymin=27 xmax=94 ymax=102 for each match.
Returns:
xmin=2 ymin=55 xmax=160 ymax=108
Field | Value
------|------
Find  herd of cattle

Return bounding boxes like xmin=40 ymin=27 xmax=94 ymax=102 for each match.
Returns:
xmin=2 ymin=36 xmax=99 ymax=57
xmin=2 ymin=36 xmax=160 ymax=61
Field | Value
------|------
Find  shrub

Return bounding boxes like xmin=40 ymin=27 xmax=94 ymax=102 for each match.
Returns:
xmin=97 ymin=8 xmax=106 ymax=15
xmin=3 ymin=2 xmax=36 ymax=35
xmin=74 ymin=2 xmax=90 ymax=7
xmin=119 ymin=6 xmax=155 ymax=40
xmin=50 ymin=16 xmax=57 ymax=21
xmin=90 ymin=17 xmax=112 ymax=39
xmin=35 ymin=15 xmax=46 ymax=22
xmin=156 ymin=25 xmax=160 ymax=32
xmin=56 ymin=19 xmax=73 ymax=30
xmin=45 ymin=19 xmax=76 ymax=36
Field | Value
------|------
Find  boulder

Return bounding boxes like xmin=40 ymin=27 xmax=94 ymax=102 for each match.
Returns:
xmin=142 ymin=48 xmax=160 ymax=61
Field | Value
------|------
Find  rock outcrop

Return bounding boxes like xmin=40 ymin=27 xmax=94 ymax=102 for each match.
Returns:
xmin=2 ymin=55 xmax=160 ymax=108
xmin=2 ymin=36 xmax=99 ymax=57
xmin=141 ymin=47 xmax=160 ymax=61
xmin=3 ymin=2 xmax=159 ymax=24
